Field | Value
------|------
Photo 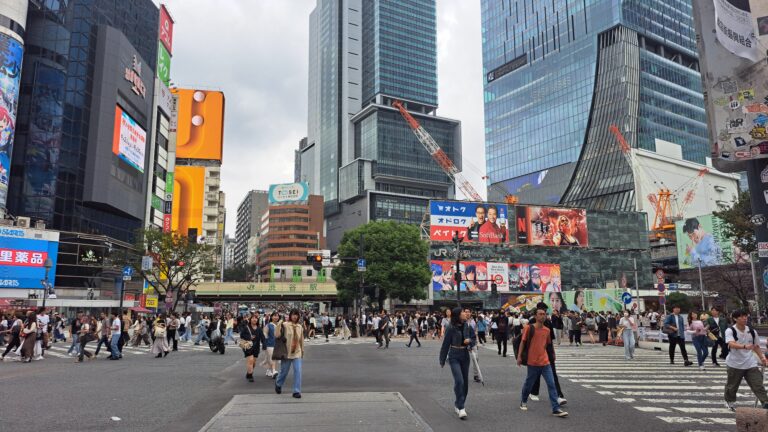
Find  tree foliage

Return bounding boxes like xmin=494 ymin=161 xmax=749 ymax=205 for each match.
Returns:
xmin=223 ymin=264 xmax=257 ymax=282
xmin=666 ymin=292 xmax=693 ymax=313
xmin=713 ymin=191 xmax=756 ymax=255
xmin=128 ymin=228 xmax=216 ymax=310
xmin=332 ymin=221 xmax=431 ymax=309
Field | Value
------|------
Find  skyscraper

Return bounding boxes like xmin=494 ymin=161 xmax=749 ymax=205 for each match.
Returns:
xmin=234 ymin=190 xmax=268 ymax=268
xmin=306 ymin=0 xmax=461 ymax=250
xmin=481 ymin=0 xmax=709 ymax=210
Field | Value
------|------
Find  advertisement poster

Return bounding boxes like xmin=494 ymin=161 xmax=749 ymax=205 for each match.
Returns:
xmin=545 ymin=289 xmax=623 ymax=314
xmin=502 ymin=294 xmax=543 ymax=312
xmin=156 ymin=42 xmax=171 ymax=86
xmin=487 ymin=262 xmax=510 ymax=291
xmin=430 ymin=201 xmax=509 ymax=243
xmin=430 ymin=260 xmax=489 ymax=292
xmin=112 ymin=105 xmax=147 ymax=173
xmin=0 ymin=33 xmax=23 ymax=209
xmin=0 ymin=228 xmax=59 ymax=289
xmin=158 ymin=4 xmax=174 ymax=54
xmin=509 ymin=263 xmax=561 ymax=292
xmin=432 ymin=260 xmax=558 ymax=293
xmin=675 ymin=214 xmax=744 ymax=268
xmin=516 ymin=206 xmax=588 ymax=247
xmin=268 ymin=182 xmax=309 ymax=205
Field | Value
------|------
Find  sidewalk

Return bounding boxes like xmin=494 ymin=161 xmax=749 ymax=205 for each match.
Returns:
xmin=199 ymin=392 xmax=432 ymax=432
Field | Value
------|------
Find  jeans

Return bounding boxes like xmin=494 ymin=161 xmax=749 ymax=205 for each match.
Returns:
xmin=94 ymin=335 xmax=112 ymax=356
xmin=276 ymin=358 xmax=302 ymax=394
xmin=622 ymin=329 xmax=635 ymax=359
xmin=195 ymin=328 xmax=210 ymax=344
xmin=448 ymin=350 xmax=470 ymax=410
xmin=224 ymin=328 xmax=236 ymax=344
xmin=78 ymin=335 xmax=93 ymax=361
xmin=522 ymin=365 xmax=561 ymax=412
xmin=67 ymin=334 xmax=80 ymax=355
xmin=110 ymin=334 xmax=121 ymax=359
xmin=53 ymin=328 xmax=65 ymax=342
xmin=531 ymin=356 xmax=564 ymax=398
xmin=692 ymin=335 xmax=709 ymax=366
xmin=477 ymin=331 xmax=486 ymax=344
xmin=167 ymin=329 xmax=178 ymax=350
xmin=668 ymin=334 xmax=690 ymax=363
xmin=725 ymin=366 xmax=768 ymax=404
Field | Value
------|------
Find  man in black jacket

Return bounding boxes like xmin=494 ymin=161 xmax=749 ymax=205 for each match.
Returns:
xmin=551 ymin=310 xmax=564 ymax=345
xmin=496 ymin=310 xmax=510 ymax=357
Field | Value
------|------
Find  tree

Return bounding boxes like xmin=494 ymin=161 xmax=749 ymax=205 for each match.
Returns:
xmin=713 ymin=191 xmax=756 ymax=255
xmin=224 ymin=264 xmax=257 ymax=282
xmin=332 ymin=221 xmax=431 ymax=310
xmin=129 ymin=228 xmax=216 ymax=311
xmin=666 ymin=292 xmax=693 ymax=313
xmin=700 ymin=263 xmax=753 ymax=310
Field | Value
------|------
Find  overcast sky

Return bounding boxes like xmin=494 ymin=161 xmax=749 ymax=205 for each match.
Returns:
xmin=160 ymin=0 xmax=486 ymax=235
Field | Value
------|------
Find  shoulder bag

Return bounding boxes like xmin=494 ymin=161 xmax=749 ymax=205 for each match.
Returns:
xmin=154 ymin=323 xmax=166 ymax=338
xmin=239 ymin=326 xmax=254 ymax=351
xmin=272 ymin=323 xmax=288 ymax=360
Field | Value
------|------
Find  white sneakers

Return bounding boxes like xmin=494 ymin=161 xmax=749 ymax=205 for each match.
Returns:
xmin=557 ymin=398 xmax=567 ymax=405
xmin=530 ymin=395 xmax=540 ymax=401
xmin=458 ymin=409 xmax=467 ymax=419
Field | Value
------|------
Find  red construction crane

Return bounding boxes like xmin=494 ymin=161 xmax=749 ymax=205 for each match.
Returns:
xmin=392 ymin=100 xmax=484 ymax=201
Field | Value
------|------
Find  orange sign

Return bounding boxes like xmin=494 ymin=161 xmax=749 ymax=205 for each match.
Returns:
xmin=173 ymin=89 xmax=224 ymax=161
xmin=171 ymin=166 xmax=204 ymax=235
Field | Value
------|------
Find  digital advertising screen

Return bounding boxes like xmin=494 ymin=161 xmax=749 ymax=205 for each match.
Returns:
xmin=431 ymin=260 xmax=558 ymax=293
xmin=516 ymin=206 xmax=588 ymax=247
xmin=429 ymin=201 xmax=509 ymax=244
xmin=509 ymin=263 xmax=561 ymax=292
xmin=545 ymin=288 xmax=624 ymax=314
xmin=112 ymin=105 xmax=147 ymax=173
xmin=0 ymin=33 xmax=23 ymax=209
xmin=0 ymin=228 xmax=59 ymax=289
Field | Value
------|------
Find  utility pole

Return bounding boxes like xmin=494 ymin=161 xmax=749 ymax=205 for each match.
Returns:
xmin=359 ymin=233 xmax=365 ymax=330
xmin=697 ymin=258 xmax=705 ymax=311
xmin=452 ymin=230 xmax=463 ymax=306
xmin=633 ymin=258 xmax=640 ymax=309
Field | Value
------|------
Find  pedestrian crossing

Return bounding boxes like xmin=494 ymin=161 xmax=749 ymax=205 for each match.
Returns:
xmin=553 ymin=345 xmax=755 ymax=431
xmin=2 ymin=340 xmax=225 ymax=361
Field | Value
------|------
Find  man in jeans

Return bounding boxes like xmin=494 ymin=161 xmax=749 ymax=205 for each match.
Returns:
xmin=518 ymin=307 xmax=568 ymax=417
xmin=109 ymin=311 xmax=121 ymax=360
xmin=94 ymin=312 xmax=112 ymax=357
xmin=724 ymin=309 xmax=768 ymax=411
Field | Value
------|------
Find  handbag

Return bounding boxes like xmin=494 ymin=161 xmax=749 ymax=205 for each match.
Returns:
xmin=272 ymin=323 xmax=288 ymax=360
xmin=520 ymin=325 xmax=533 ymax=366
xmin=239 ymin=326 xmax=254 ymax=351
xmin=154 ymin=325 xmax=166 ymax=338
xmin=707 ymin=331 xmax=718 ymax=341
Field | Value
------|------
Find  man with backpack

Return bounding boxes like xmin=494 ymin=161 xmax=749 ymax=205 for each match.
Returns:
xmin=496 ymin=310 xmax=510 ymax=357
xmin=724 ymin=309 xmax=768 ymax=411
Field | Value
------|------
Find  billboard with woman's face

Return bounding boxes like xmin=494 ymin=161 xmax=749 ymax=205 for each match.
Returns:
xmin=0 ymin=33 xmax=23 ymax=209
xmin=516 ymin=206 xmax=589 ymax=247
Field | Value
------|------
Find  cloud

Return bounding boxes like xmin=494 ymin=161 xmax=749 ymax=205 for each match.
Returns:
xmin=161 ymin=0 xmax=485 ymax=234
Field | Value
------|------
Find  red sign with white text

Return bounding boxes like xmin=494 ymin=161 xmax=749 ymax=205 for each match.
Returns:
xmin=163 ymin=214 xmax=172 ymax=232
xmin=0 ymin=249 xmax=48 ymax=267
xmin=159 ymin=5 xmax=174 ymax=54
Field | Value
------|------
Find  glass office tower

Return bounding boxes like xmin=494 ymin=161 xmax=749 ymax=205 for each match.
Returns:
xmin=481 ymin=0 xmax=708 ymax=210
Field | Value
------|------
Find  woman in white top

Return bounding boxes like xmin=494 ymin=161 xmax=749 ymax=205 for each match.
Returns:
xmin=619 ymin=312 xmax=635 ymax=360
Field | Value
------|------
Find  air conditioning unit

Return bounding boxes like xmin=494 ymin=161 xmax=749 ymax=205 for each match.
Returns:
xmin=16 ymin=216 xmax=31 ymax=228
xmin=35 ymin=220 xmax=46 ymax=229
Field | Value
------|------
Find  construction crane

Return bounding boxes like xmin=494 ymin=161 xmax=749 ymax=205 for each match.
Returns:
xmin=392 ymin=100 xmax=484 ymax=201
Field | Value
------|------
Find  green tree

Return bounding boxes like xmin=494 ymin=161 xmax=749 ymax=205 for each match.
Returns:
xmin=224 ymin=264 xmax=257 ymax=282
xmin=666 ymin=292 xmax=693 ymax=312
xmin=332 ymin=221 xmax=431 ymax=309
xmin=129 ymin=228 xmax=216 ymax=311
xmin=713 ymin=191 xmax=756 ymax=255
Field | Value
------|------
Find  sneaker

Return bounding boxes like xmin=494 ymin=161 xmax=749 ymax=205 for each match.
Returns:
xmin=725 ymin=401 xmax=735 ymax=412
xmin=684 ymin=361 xmax=693 ymax=367
xmin=699 ymin=365 xmax=706 ymax=371
xmin=530 ymin=395 xmax=540 ymax=401
xmin=519 ymin=403 xmax=528 ymax=411
xmin=458 ymin=409 xmax=467 ymax=419
xmin=557 ymin=398 xmax=567 ymax=406
xmin=275 ymin=385 xmax=282 ymax=394
xmin=454 ymin=407 xmax=460 ymax=417
xmin=553 ymin=409 xmax=569 ymax=417
xmin=292 ymin=392 xmax=301 ymax=399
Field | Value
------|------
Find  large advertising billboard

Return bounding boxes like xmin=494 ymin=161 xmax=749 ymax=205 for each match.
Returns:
xmin=174 ymin=89 xmax=224 ymax=161
xmin=429 ymin=201 xmax=510 ymax=243
xmin=510 ymin=263 xmax=561 ymax=292
xmin=675 ymin=214 xmax=744 ymax=268
xmin=544 ymin=288 xmax=624 ymax=314
xmin=516 ymin=206 xmax=588 ymax=247
xmin=0 ymin=33 xmax=23 ymax=209
xmin=431 ymin=260 xmax=560 ymax=293
xmin=0 ymin=227 xmax=59 ymax=289
xmin=268 ymin=182 xmax=309 ymax=205
xmin=171 ymin=166 xmax=204 ymax=235
xmin=112 ymin=105 xmax=147 ymax=173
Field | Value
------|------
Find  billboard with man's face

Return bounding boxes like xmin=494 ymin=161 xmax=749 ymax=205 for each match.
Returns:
xmin=430 ymin=201 xmax=509 ymax=243
xmin=516 ymin=206 xmax=589 ymax=247
xmin=675 ymin=214 xmax=744 ymax=268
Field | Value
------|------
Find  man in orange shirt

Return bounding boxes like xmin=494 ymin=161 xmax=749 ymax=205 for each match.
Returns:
xmin=517 ymin=307 xmax=568 ymax=417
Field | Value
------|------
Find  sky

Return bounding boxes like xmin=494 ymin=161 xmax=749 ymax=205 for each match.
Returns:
xmin=160 ymin=0 xmax=486 ymax=235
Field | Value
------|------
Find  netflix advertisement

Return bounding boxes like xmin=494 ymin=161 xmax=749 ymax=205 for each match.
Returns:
xmin=516 ymin=206 xmax=588 ymax=247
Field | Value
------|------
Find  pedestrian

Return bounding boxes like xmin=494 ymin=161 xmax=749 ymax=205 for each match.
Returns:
xmin=167 ymin=312 xmax=180 ymax=351
xmin=132 ymin=316 xmax=151 ymax=347
xmin=663 ymin=305 xmax=693 ymax=366
xmin=1 ymin=312 xmax=24 ymax=360
xmin=707 ymin=307 xmax=729 ymax=367
xmin=562 ymin=311 xmax=572 ymax=345
xmin=151 ymin=313 xmax=170 ymax=358
xmin=76 ymin=315 xmax=95 ymax=362
xmin=441 ymin=309 xmax=451 ymax=339
xmin=490 ymin=312 xmax=498 ymax=342
xmin=439 ymin=307 xmax=476 ymax=420
xmin=36 ymin=307 xmax=50 ymax=356
xmin=607 ymin=312 xmax=617 ymax=343
xmin=517 ymin=307 xmax=568 ymax=417
xmin=551 ymin=310 xmax=563 ymax=345
xmin=181 ymin=312 xmax=192 ymax=342
xmin=496 ymin=310 xmax=510 ymax=357
xmin=378 ymin=310 xmax=391 ymax=348
xmin=321 ymin=312 xmax=330 ymax=342
xmin=619 ymin=311 xmax=636 ymax=360
xmin=66 ymin=311 xmax=83 ymax=356
xmin=649 ymin=309 xmax=659 ymax=330
xmin=275 ymin=309 xmax=305 ymax=399
xmin=568 ymin=311 xmax=582 ymax=346
xmin=688 ymin=311 xmax=709 ymax=371
xmin=194 ymin=314 xmax=210 ymax=345
xmin=406 ymin=313 xmax=422 ymax=347
xmin=724 ymin=309 xmax=768 ymax=411
xmin=584 ymin=312 xmax=597 ymax=344
xmin=597 ymin=312 xmax=609 ymax=346
xmin=528 ymin=304 xmax=567 ymax=405
xmin=118 ymin=312 xmax=131 ymax=355
xmin=53 ymin=313 xmax=66 ymax=342
xmin=94 ymin=312 xmax=112 ymax=357
xmin=260 ymin=312 xmax=279 ymax=378
xmin=19 ymin=312 xmax=38 ymax=363
xmin=109 ymin=311 xmax=121 ymax=360
xmin=224 ymin=312 xmax=237 ymax=345
xmin=240 ymin=314 xmax=266 ymax=382
xmin=340 ymin=314 xmax=351 ymax=340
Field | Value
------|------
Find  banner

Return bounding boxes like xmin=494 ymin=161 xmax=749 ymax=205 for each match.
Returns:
xmin=714 ymin=0 xmax=761 ymax=62
xmin=431 ymin=260 xmax=489 ymax=292
xmin=430 ymin=201 xmax=509 ymax=243
xmin=431 ymin=260 xmax=559 ymax=293
xmin=0 ymin=34 xmax=23 ymax=209
xmin=675 ymin=214 xmax=745 ymax=268
xmin=516 ymin=206 xmax=588 ymax=247
xmin=509 ymin=263 xmax=561 ymax=292
xmin=545 ymin=288 xmax=623 ymax=314
xmin=502 ymin=294 xmax=543 ymax=312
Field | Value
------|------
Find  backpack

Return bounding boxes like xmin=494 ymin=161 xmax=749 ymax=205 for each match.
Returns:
xmin=728 ymin=326 xmax=756 ymax=346
xmin=520 ymin=324 xmax=535 ymax=366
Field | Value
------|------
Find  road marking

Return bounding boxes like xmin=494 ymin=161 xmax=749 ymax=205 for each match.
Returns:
xmin=598 ymin=385 xmax=725 ymax=390
xmin=43 ymin=351 xmax=68 ymax=358
xmin=621 ymin=391 xmax=748 ymax=398
xmin=568 ymin=379 xmax=725 ymax=384
xmin=672 ymin=407 xmax=734 ymax=414
xmin=614 ymin=398 xmax=636 ymax=403
xmin=635 ymin=406 xmax=671 ymax=412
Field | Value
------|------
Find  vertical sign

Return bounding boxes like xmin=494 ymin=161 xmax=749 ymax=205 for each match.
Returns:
xmin=158 ymin=4 xmax=174 ymax=54
xmin=156 ymin=43 xmax=171 ymax=86
xmin=0 ymin=34 xmax=24 ymax=210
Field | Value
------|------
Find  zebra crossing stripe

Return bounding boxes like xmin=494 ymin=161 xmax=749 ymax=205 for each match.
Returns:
xmin=657 ymin=416 xmax=734 ymax=425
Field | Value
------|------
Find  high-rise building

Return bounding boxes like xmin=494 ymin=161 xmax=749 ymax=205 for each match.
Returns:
xmin=8 ymin=0 xmax=160 ymax=241
xmin=234 ymin=190 xmax=268 ymax=267
xmin=294 ymin=137 xmax=308 ymax=183
xmin=481 ymin=0 xmax=710 ymax=211
xmin=223 ymin=234 xmax=235 ymax=270
xmin=305 ymin=0 xmax=461 ymax=251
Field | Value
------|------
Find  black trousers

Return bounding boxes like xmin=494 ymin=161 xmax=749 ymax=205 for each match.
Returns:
xmin=118 ymin=331 xmax=129 ymax=353
xmin=711 ymin=336 xmax=729 ymax=362
xmin=2 ymin=335 xmax=20 ymax=357
xmin=668 ymin=335 xmax=690 ymax=362
xmin=477 ymin=331 xmax=486 ymax=344
xmin=531 ymin=356 xmax=564 ymax=398
xmin=569 ymin=329 xmax=581 ymax=344
xmin=407 ymin=332 xmax=421 ymax=347
xmin=167 ymin=329 xmax=178 ymax=350
xmin=497 ymin=333 xmax=508 ymax=356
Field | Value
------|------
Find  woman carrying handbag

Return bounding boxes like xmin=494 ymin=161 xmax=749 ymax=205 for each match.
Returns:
xmin=151 ymin=314 xmax=170 ymax=358
xmin=274 ymin=309 xmax=304 ymax=398
xmin=240 ymin=314 xmax=266 ymax=382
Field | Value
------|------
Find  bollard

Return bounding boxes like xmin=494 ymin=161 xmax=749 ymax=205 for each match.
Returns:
xmin=736 ymin=408 xmax=768 ymax=432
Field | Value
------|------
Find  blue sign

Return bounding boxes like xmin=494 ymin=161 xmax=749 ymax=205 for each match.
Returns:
xmin=0 ymin=235 xmax=59 ymax=289
xmin=357 ymin=259 xmax=366 ymax=268
xmin=123 ymin=266 xmax=134 ymax=277
xmin=621 ymin=292 xmax=632 ymax=305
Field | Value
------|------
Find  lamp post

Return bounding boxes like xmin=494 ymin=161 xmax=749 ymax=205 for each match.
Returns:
xmin=697 ymin=258 xmax=705 ymax=310
xmin=41 ymin=258 xmax=52 ymax=309
xmin=452 ymin=230 xmax=463 ymax=306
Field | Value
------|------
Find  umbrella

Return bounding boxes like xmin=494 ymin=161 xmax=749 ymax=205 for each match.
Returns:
xmin=470 ymin=348 xmax=484 ymax=386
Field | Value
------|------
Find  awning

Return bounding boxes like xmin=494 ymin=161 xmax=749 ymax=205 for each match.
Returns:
xmin=130 ymin=307 xmax=152 ymax=313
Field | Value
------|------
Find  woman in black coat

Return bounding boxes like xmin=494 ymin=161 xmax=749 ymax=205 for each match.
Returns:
xmin=240 ymin=313 xmax=266 ymax=382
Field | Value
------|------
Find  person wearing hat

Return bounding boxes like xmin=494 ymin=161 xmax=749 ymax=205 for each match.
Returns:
xmin=527 ymin=302 xmax=567 ymax=405
xmin=439 ymin=306 xmax=477 ymax=420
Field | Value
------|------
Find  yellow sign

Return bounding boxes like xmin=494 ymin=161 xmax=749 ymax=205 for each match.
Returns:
xmin=196 ymin=282 xmax=337 ymax=296
xmin=145 ymin=296 xmax=159 ymax=308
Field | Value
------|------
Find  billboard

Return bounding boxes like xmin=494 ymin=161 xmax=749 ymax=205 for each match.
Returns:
xmin=430 ymin=260 xmax=559 ymax=293
xmin=268 ymin=182 xmax=309 ymax=205
xmin=0 ymin=227 xmax=59 ymax=289
xmin=516 ymin=206 xmax=588 ymax=247
xmin=112 ymin=105 xmax=147 ymax=173
xmin=510 ymin=263 xmax=561 ymax=292
xmin=158 ymin=4 xmax=174 ymax=54
xmin=0 ymin=33 xmax=23 ymax=209
xmin=501 ymin=293 xmax=543 ymax=312
xmin=174 ymin=89 xmax=224 ymax=161
xmin=430 ymin=201 xmax=509 ymax=243
xmin=675 ymin=214 xmax=744 ymax=268
xmin=544 ymin=288 xmax=624 ymax=314
xmin=171 ymin=166 xmax=204 ymax=235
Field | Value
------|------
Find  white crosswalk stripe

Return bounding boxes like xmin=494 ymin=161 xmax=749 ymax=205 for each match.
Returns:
xmin=553 ymin=345 xmax=753 ymax=430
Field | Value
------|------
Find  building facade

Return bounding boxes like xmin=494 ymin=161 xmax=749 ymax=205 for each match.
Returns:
xmin=223 ymin=234 xmax=235 ymax=270
xmin=257 ymin=194 xmax=325 ymax=280
xmin=305 ymin=0 xmax=461 ymax=251
xmin=8 ymin=0 xmax=160 ymax=243
xmin=234 ymin=190 xmax=268 ymax=267
xmin=481 ymin=0 xmax=709 ymax=211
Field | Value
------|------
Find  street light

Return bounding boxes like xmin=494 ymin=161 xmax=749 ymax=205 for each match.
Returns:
xmin=697 ymin=258 xmax=705 ymax=311
xmin=41 ymin=258 xmax=52 ymax=309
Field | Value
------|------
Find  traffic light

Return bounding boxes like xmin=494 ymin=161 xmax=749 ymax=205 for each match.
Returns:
xmin=177 ymin=260 xmax=185 ymax=268
xmin=454 ymin=270 xmax=462 ymax=285
xmin=307 ymin=253 xmax=323 ymax=271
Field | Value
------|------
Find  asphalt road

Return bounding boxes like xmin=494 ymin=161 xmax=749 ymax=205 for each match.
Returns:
xmin=0 ymin=336 xmax=742 ymax=431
